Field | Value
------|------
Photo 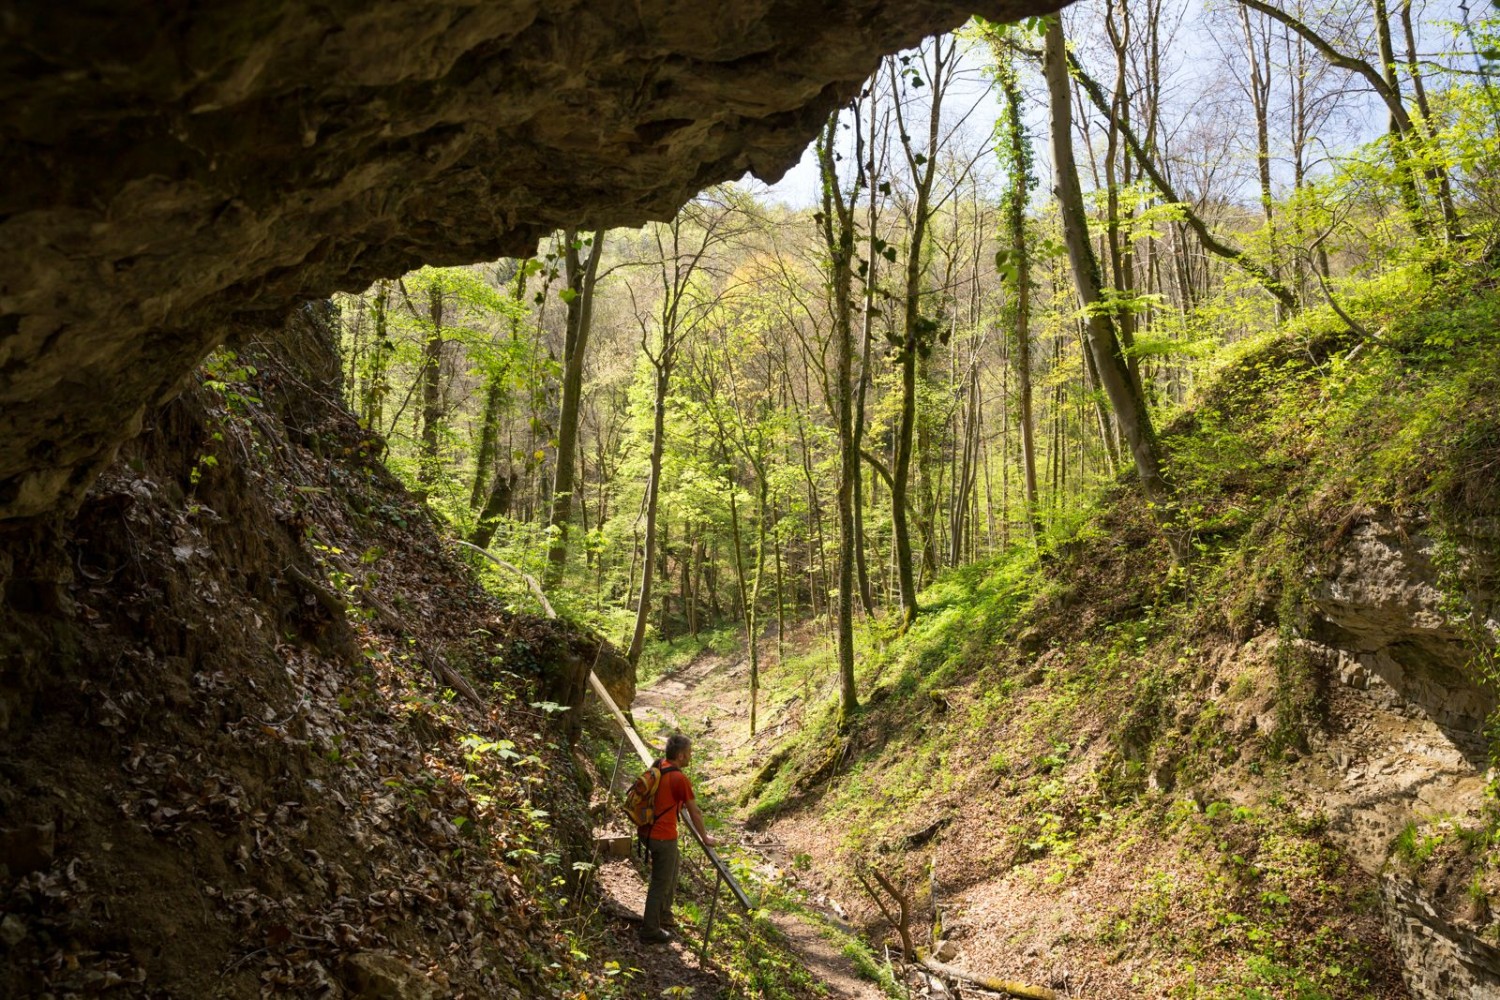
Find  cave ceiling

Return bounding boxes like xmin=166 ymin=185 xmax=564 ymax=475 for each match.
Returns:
xmin=0 ymin=0 xmax=1065 ymax=523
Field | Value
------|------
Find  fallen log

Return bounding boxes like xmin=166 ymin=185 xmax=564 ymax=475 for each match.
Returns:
xmin=917 ymin=952 xmax=1057 ymax=1000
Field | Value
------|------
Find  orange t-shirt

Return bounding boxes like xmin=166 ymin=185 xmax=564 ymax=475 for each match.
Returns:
xmin=648 ymin=762 xmax=694 ymax=840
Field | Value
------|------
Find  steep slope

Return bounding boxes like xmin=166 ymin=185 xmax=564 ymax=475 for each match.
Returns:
xmin=728 ymin=271 xmax=1500 ymax=998
xmin=0 ymin=305 xmax=634 ymax=997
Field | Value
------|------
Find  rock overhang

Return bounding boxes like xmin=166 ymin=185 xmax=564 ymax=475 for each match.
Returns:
xmin=0 ymin=0 xmax=1065 ymax=522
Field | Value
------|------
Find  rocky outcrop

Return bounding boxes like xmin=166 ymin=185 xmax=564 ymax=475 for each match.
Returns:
xmin=1311 ymin=516 xmax=1499 ymax=748
xmin=1301 ymin=516 xmax=1500 ymax=999
xmin=0 ymin=0 xmax=1061 ymax=523
xmin=1384 ymin=876 xmax=1500 ymax=1000
xmin=0 ymin=304 xmax=606 ymax=998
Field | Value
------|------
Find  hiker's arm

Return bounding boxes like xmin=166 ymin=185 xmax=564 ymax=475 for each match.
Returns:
xmin=686 ymin=799 xmax=716 ymax=847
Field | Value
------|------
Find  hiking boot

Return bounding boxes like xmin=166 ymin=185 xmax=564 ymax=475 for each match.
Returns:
xmin=638 ymin=928 xmax=673 ymax=945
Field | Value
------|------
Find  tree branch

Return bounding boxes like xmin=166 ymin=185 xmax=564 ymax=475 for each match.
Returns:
xmin=860 ymin=449 xmax=896 ymax=491
xmin=1235 ymin=0 xmax=1412 ymax=133
xmin=1022 ymin=39 xmax=1300 ymax=312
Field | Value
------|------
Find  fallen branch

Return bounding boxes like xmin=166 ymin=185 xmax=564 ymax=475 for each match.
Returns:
xmin=917 ymin=952 xmax=1058 ymax=1000
xmin=855 ymin=869 xmax=909 ymax=961
xmin=456 ymin=541 xmax=557 ymax=619
xmin=360 ymin=587 xmax=484 ymax=705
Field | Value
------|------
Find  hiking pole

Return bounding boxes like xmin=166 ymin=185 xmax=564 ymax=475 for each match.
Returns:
xmin=699 ymin=870 xmax=724 ymax=963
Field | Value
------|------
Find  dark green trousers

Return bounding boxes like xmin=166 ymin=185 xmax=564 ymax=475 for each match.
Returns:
xmin=642 ymin=836 xmax=680 ymax=934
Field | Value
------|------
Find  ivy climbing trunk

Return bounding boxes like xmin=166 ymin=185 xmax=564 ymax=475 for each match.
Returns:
xmin=418 ymin=280 xmax=445 ymax=488
xmin=817 ymin=108 xmax=862 ymax=727
xmin=546 ymin=230 xmax=605 ymax=586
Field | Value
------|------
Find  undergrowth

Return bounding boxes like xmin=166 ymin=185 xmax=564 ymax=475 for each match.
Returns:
xmin=727 ymin=265 xmax=1500 ymax=996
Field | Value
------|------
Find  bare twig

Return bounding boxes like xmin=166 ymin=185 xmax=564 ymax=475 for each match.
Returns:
xmin=869 ymin=866 xmax=914 ymax=962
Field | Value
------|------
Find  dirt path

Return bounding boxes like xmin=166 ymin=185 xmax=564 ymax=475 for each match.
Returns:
xmin=623 ymin=645 xmax=889 ymax=1000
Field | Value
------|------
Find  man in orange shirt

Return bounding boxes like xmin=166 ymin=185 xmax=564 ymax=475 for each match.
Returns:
xmin=641 ymin=733 xmax=716 ymax=944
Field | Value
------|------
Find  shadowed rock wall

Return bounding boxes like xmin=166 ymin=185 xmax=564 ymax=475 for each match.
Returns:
xmin=0 ymin=0 xmax=1062 ymax=523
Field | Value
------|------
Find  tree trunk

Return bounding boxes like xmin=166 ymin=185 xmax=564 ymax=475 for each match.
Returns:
xmin=470 ymin=264 xmax=529 ymax=510
xmin=887 ymin=39 xmax=953 ymax=628
xmin=418 ymin=280 xmax=445 ymax=487
xmin=724 ymin=462 xmax=761 ymax=735
xmin=1043 ymin=19 xmax=1179 ymax=548
xmin=816 ymin=111 xmax=862 ymax=726
xmin=546 ymin=230 xmax=605 ymax=585
xmin=627 ymin=359 xmax=671 ymax=666
xmin=853 ymin=85 xmax=883 ymax=617
xmin=363 ymin=280 xmax=392 ymax=432
xmin=1238 ymin=5 xmax=1281 ymax=318
xmin=469 ymin=471 xmax=514 ymax=550
xmin=995 ymin=47 xmax=1043 ymax=540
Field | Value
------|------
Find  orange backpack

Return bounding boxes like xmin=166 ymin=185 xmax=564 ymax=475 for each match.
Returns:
xmin=623 ymin=762 xmax=680 ymax=839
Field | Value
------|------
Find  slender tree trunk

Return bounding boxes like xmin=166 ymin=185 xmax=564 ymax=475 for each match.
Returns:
xmin=888 ymin=39 xmax=952 ymax=628
xmin=546 ymin=230 xmax=605 ymax=584
xmin=996 ymin=50 xmax=1043 ymax=540
xmin=469 ymin=471 xmax=514 ymax=549
xmin=816 ymin=112 xmax=862 ymax=724
xmin=1397 ymin=0 xmax=1460 ymax=232
xmin=1104 ymin=0 xmax=1141 ymax=372
xmin=1043 ymin=19 xmax=1179 ymax=550
xmin=725 ymin=465 xmax=756 ymax=732
xmin=471 ymin=264 xmax=528 ymax=510
xmin=853 ymin=87 xmax=883 ymax=617
xmin=418 ymin=281 xmax=445 ymax=487
xmin=772 ymin=509 xmax=786 ymax=662
xmin=627 ymin=359 xmax=671 ymax=666
xmin=363 ymin=280 xmax=392 ymax=432
xmin=1238 ymin=6 xmax=1281 ymax=318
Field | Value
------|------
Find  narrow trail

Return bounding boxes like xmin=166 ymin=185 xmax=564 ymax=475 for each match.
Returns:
xmin=621 ymin=642 xmax=889 ymax=1000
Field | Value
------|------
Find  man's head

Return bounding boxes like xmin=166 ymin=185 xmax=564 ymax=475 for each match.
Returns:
xmin=664 ymin=734 xmax=692 ymax=765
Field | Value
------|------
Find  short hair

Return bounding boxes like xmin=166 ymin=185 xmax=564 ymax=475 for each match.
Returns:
xmin=664 ymin=734 xmax=692 ymax=761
